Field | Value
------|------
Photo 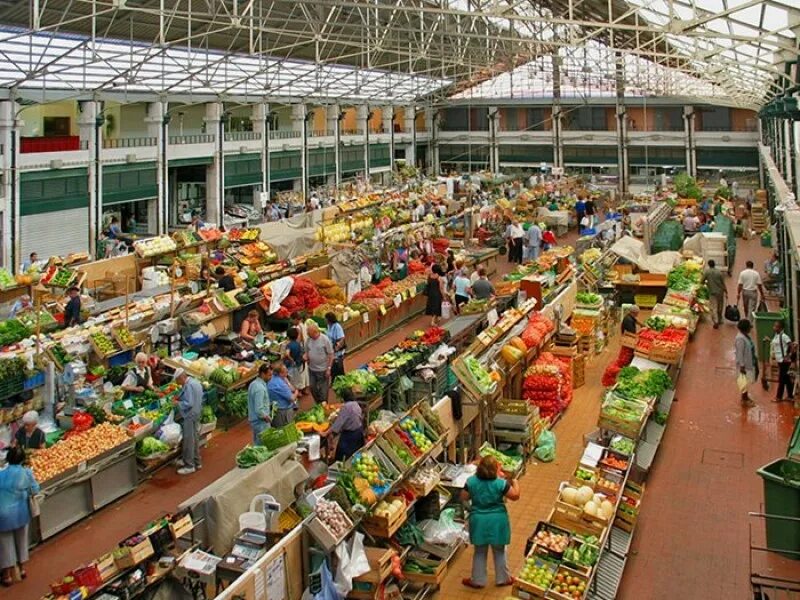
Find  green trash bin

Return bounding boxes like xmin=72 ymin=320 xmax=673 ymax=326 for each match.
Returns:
xmin=756 ymin=417 xmax=800 ymax=559
xmin=752 ymin=312 xmax=788 ymax=360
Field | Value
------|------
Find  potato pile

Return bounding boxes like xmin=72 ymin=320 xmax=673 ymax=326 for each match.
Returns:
xmin=29 ymin=423 xmax=130 ymax=483
xmin=317 ymin=279 xmax=345 ymax=303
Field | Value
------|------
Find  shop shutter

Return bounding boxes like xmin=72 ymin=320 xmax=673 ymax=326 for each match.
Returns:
xmin=21 ymin=207 xmax=88 ymax=261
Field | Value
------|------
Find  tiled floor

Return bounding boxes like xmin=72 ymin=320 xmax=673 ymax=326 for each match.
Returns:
xmin=10 ymin=235 xmax=800 ymax=600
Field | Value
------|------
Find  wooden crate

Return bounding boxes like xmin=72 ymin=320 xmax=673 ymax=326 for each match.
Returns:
xmin=545 ymin=565 xmax=590 ymax=600
xmin=648 ymin=346 xmax=682 ymax=365
xmin=547 ymin=507 xmax=606 ymax=540
xmin=619 ymin=332 xmax=638 ymax=349
xmin=350 ymin=547 xmax=395 ymax=597
xmin=114 ymin=537 xmax=154 ymax=569
xmin=402 ymin=556 xmax=446 ymax=585
xmin=169 ymin=513 xmax=194 ymax=541
xmin=570 ymin=465 xmax=598 ymax=490
xmin=95 ymin=553 xmax=119 ymax=582
xmin=361 ymin=501 xmax=408 ymax=538
xmin=512 ymin=555 xmax=559 ymax=598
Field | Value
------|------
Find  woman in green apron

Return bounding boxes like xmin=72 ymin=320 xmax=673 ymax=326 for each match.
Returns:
xmin=461 ymin=456 xmax=520 ymax=588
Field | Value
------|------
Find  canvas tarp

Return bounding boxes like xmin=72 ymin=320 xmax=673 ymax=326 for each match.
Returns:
xmin=257 ymin=212 xmax=323 ymax=260
xmin=610 ymin=236 xmax=680 ymax=274
xmin=179 ymin=444 xmax=308 ymax=554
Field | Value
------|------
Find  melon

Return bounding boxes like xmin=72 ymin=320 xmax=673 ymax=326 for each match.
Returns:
xmin=576 ymin=486 xmax=594 ymax=506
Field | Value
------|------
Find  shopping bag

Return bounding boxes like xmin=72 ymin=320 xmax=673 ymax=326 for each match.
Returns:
xmin=334 ymin=534 xmax=370 ymax=597
xmin=441 ymin=301 xmax=452 ymax=320
xmin=725 ymin=304 xmax=741 ymax=322
xmin=737 ymin=373 xmax=749 ymax=393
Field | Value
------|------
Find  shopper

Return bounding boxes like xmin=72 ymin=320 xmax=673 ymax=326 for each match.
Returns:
xmin=460 ymin=455 xmax=519 ymax=589
xmin=584 ymin=197 xmax=596 ymax=228
xmin=13 ymin=411 xmax=45 ymax=450
xmin=215 ymin=266 xmax=236 ymax=292
xmin=524 ymin=221 xmax=542 ymax=262
xmin=770 ymin=321 xmax=794 ymax=402
xmin=0 ymin=446 xmax=39 ymax=586
xmin=198 ymin=266 xmax=214 ymax=288
xmin=283 ymin=327 xmax=306 ymax=391
xmin=542 ymin=226 xmax=557 ymax=250
xmin=240 ymin=310 xmax=263 ymax=346
xmin=702 ymin=259 xmax=727 ymax=329
xmin=20 ymin=252 xmax=38 ymax=274
xmin=508 ymin=220 xmax=524 ymax=264
xmin=121 ymin=352 xmax=155 ymax=397
xmin=575 ymin=197 xmax=586 ymax=229
xmin=247 ymin=363 xmax=273 ymax=445
xmin=736 ymin=260 xmax=764 ymax=321
xmin=621 ymin=305 xmax=641 ymax=335
xmin=734 ymin=319 xmax=757 ymax=407
xmin=305 ymin=323 xmax=334 ymax=404
xmin=470 ymin=268 xmax=495 ymax=300
xmin=268 ymin=363 xmax=298 ymax=427
xmin=174 ymin=368 xmax=204 ymax=475
xmin=424 ymin=264 xmax=446 ymax=326
xmin=453 ymin=269 xmax=471 ymax=309
xmin=290 ymin=313 xmax=310 ymax=392
xmin=64 ymin=286 xmax=82 ymax=327
xmin=324 ymin=389 xmax=365 ymax=461
xmin=325 ymin=312 xmax=347 ymax=380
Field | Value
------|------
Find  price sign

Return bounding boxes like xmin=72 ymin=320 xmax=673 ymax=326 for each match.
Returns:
xmin=487 ymin=309 xmax=499 ymax=327
xmin=362 ymin=312 xmax=370 ymax=324
xmin=393 ymin=295 xmax=402 ymax=308
xmin=123 ymin=399 xmax=134 ymax=410
xmin=342 ymin=311 xmax=349 ymax=322
xmin=379 ymin=305 xmax=388 ymax=316
xmin=409 ymin=288 xmax=416 ymax=298
xmin=78 ymin=461 xmax=87 ymax=473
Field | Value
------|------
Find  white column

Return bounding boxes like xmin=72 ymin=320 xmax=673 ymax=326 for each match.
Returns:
xmin=683 ymin=106 xmax=696 ymax=177
xmin=552 ymin=105 xmax=563 ymax=169
xmin=145 ymin=101 xmax=168 ymax=234
xmin=488 ymin=107 xmax=499 ymax=174
xmin=327 ymin=105 xmax=342 ymax=187
xmin=784 ymin=119 xmax=794 ymax=188
xmin=205 ymin=102 xmax=225 ymax=226
xmin=616 ymin=106 xmax=629 ymax=193
xmin=0 ymin=101 xmax=19 ymax=270
xmin=357 ymin=105 xmax=370 ymax=177
xmin=253 ymin=102 xmax=270 ymax=211
xmin=292 ymin=104 xmax=309 ymax=200
xmin=404 ymin=105 xmax=416 ymax=168
xmin=383 ymin=106 xmax=395 ymax=173
xmin=78 ymin=101 xmax=102 ymax=258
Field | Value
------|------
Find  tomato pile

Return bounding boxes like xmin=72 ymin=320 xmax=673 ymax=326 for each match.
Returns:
xmin=521 ymin=313 xmax=555 ymax=348
xmin=635 ymin=326 xmax=688 ymax=353
xmin=523 ymin=352 xmax=572 ymax=419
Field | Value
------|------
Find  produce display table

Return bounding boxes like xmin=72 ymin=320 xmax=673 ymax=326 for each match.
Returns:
xmin=444 ymin=314 xmax=485 ymax=353
xmin=33 ymin=438 xmax=137 ymax=543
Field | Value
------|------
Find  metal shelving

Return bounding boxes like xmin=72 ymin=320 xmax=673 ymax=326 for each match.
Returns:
xmin=587 ymin=550 xmax=628 ymax=600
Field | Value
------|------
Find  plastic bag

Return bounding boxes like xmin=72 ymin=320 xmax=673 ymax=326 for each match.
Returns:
xmin=314 ymin=562 xmax=341 ymax=600
xmin=268 ymin=276 xmax=295 ymax=315
xmin=333 ymin=532 xmax=370 ymax=597
xmin=158 ymin=423 xmax=183 ymax=447
xmin=737 ymin=373 xmax=749 ymax=393
xmin=725 ymin=304 xmax=740 ymax=322
xmin=534 ymin=429 xmax=556 ymax=462
xmin=420 ymin=508 xmax=468 ymax=545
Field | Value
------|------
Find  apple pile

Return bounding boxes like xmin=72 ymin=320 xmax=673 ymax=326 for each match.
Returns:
xmin=518 ymin=557 xmax=555 ymax=589
xmin=550 ymin=568 xmax=586 ymax=599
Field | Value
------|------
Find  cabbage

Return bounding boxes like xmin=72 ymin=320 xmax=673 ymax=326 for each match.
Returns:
xmin=136 ymin=436 xmax=169 ymax=457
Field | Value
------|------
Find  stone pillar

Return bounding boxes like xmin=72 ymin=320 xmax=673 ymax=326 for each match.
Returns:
xmin=291 ymin=104 xmax=309 ymax=201
xmin=78 ymin=100 xmax=103 ymax=257
xmin=784 ymin=118 xmax=794 ymax=188
xmin=253 ymin=102 xmax=270 ymax=212
xmin=204 ymin=102 xmax=225 ymax=226
xmin=552 ymin=55 xmax=563 ymax=170
xmin=488 ymin=107 xmax=500 ymax=174
xmin=614 ymin=53 xmax=627 ymax=193
xmin=405 ymin=105 xmax=416 ymax=168
xmin=0 ymin=101 xmax=19 ymax=270
xmin=326 ymin=104 xmax=342 ymax=187
xmin=383 ymin=106 xmax=395 ymax=173
xmin=145 ymin=101 xmax=168 ymax=234
xmin=428 ymin=108 xmax=440 ymax=176
xmin=358 ymin=105 xmax=370 ymax=176
xmin=683 ymin=106 xmax=696 ymax=178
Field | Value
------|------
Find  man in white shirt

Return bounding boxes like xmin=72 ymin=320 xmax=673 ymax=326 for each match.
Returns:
xmin=770 ymin=321 xmax=794 ymax=402
xmin=507 ymin=221 xmax=525 ymax=264
xmin=737 ymin=260 xmax=765 ymax=321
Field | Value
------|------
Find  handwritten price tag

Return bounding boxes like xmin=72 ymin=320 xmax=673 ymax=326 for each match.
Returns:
xmin=379 ymin=305 xmax=388 ymax=316
xmin=393 ymin=295 xmax=402 ymax=308
xmin=362 ymin=312 xmax=370 ymax=324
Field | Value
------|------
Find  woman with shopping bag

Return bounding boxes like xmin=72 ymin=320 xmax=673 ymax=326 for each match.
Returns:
xmin=734 ymin=319 xmax=758 ymax=408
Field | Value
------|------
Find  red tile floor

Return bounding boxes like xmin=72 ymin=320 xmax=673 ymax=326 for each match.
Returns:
xmin=8 ymin=236 xmax=799 ymax=600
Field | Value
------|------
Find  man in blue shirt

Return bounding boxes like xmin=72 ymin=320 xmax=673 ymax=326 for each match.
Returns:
xmin=175 ymin=368 xmax=204 ymax=475
xmin=267 ymin=363 xmax=298 ymax=427
xmin=248 ymin=363 xmax=273 ymax=445
xmin=525 ymin=222 xmax=542 ymax=261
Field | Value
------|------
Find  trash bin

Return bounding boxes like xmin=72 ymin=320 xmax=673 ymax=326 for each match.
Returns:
xmin=756 ymin=417 xmax=800 ymax=559
xmin=752 ymin=312 xmax=788 ymax=360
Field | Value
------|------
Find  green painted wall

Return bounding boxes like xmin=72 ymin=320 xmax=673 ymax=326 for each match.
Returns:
xmin=696 ymin=147 xmax=758 ymax=168
xmin=20 ymin=168 xmax=89 ymax=215
xmin=103 ymin=162 xmax=157 ymax=205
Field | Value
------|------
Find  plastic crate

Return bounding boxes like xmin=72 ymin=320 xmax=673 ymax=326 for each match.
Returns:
xmin=108 ymin=349 xmax=134 ymax=367
xmin=0 ymin=376 xmax=24 ymax=401
xmin=23 ymin=370 xmax=45 ymax=391
xmin=259 ymin=423 xmax=302 ymax=450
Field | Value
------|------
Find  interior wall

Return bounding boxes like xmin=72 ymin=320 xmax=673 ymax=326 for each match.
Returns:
xmin=19 ymin=101 xmax=79 ymax=137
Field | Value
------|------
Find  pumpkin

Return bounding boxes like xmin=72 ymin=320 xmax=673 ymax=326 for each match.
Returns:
xmin=353 ymin=477 xmax=371 ymax=492
xmin=500 ymin=344 xmax=524 ymax=364
xmin=489 ymin=371 xmax=502 ymax=383
xmin=295 ymin=422 xmax=315 ymax=433
xmin=360 ymin=488 xmax=377 ymax=505
xmin=15 ymin=274 xmax=32 ymax=285
xmin=509 ymin=336 xmax=528 ymax=352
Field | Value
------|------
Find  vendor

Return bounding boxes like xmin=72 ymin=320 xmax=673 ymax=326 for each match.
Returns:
xmin=13 ymin=411 xmax=45 ymax=450
xmin=621 ymin=305 xmax=641 ymax=335
xmin=121 ymin=353 xmax=155 ymax=397
xmin=247 ymin=364 xmax=273 ymax=445
xmin=64 ymin=286 xmax=82 ymax=327
xmin=324 ymin=389 xmax=364 ymax=462
xmin=198 ymin=266 xmax=214 ymax=288
xmin=240 ymin=310 xmax=263 ymax=345
xmin=8 ymin=295 xmax=32 ymax=319
xmin=215 ymin=266 xmax=236 ymax=292
xmin=190 ymin=212 xmax=205 ymax=232
xmin=547 ymin=198 xmax=559 ymax=212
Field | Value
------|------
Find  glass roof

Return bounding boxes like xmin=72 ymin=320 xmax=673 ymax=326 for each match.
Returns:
xmin=0 ymin=27 xmax=450 ymax=103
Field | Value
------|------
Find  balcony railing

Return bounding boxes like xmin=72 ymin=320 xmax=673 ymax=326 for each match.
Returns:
xmin=309 ymin=129 xmax=334 ymax=138
xmin=169 ymin=134 xmax=215 ymax=145
xmin=103 ymin=136 xmax=157 ymax=149
xmin=269 ymin=130 xmax=301 ymax=140
xmin=341 ymin=129 xmax=363 ymax=136
xmin=224 ymin=131 xmax=262 ymax=142
xmin=20 ymin=136 xmax=86 ymax=153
